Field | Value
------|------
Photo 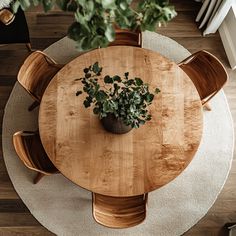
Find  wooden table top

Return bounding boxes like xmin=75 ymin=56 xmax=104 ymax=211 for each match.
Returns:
xmin=39 ymin=46 xmax=203 ymax=197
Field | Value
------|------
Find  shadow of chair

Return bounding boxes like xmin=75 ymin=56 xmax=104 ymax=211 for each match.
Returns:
xmin=17 ymin=50 xmax=64 ymax=111
xmin=92 ymin=193 xmax=148 ymax=228
xmin=178 ymin=50 xmax=228 ymax=110
xmin=0 ymin=8 xmax=31 ymax=51
xmin=109 ymin=28 xmax=142 ymax=47
xmin=12 ymin=131 xmax=58 ymax=184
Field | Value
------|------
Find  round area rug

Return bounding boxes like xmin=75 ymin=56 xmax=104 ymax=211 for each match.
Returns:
xmin=2 ymin=31 xmax=234 ymax=236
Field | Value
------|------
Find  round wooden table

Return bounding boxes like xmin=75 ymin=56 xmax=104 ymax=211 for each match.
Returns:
xmin=39 ymin=46 xmax=203 ymax=197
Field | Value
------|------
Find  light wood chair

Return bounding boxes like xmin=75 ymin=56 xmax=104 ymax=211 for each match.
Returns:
xmin=109 ymin=28 xmax=142 ymax=47
xmin=17 ymin=50 xmax=64 ymax=111
xmin=0 ymin=8 xmax=31 ymax=51
xmin=0 ymin=8 xmax=15 ymax=25
xmin=178 ymin=50 xmax=228 ymax=110
xmin=92 ymin=193 xmax=148 ymax=228
xmin=12 ymin=131 xmax=58 ymax=184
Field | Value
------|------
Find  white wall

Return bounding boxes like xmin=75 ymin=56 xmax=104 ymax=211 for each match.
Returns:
xmin=219 ymin=3 xmax=236 ymax=70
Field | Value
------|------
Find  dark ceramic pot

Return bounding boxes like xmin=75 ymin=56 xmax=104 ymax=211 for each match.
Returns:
xmin=101 ymin=113 xmax=132 ymax=134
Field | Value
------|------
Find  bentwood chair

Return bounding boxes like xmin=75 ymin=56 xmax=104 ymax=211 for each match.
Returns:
xmin=92 ymin=193 xmax=148 ymax=228
xmin=0 ymin=8 xmax=31 ymax=51
xmin=0 ymin=8 xmax=15 ymax=25
xmin=13 ymin=131 xmax=58 ymax=184
xmin=178 ymin=50 xmax=228 ymax=110
xmin=109 ymin=28 xmax=142 ymax=47
xmin=17 ymin=50 xmax=64 ymax=111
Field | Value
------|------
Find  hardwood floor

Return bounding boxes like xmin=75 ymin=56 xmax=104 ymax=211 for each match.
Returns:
xmin=0 ymin=0 xmax=236 ymax=235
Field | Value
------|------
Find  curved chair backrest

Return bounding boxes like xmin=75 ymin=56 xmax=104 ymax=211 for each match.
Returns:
xmin=178 ymin=50 xmax=228 ymax=104
xmin=0 ymin=8 xmax=15 ymax=25
xmin=0 ymin=8 xmax=30 ymax=51
xmin=92 ymin=193 xmax=148 ymax=228
xmin=17 ymin=51 xmax=63 ymax=102
xmin=12 ymin=131 xmax=57 ymax=175
xmin=109 ymin=28 xmax=142 ymax=47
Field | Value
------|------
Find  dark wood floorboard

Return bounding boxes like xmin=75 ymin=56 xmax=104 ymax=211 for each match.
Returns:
xmin=0 ymin=0 xmax=236 ymax=235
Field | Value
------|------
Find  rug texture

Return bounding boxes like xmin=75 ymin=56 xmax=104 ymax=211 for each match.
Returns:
xmin=2 ymin=31 xmax=234 ymax=236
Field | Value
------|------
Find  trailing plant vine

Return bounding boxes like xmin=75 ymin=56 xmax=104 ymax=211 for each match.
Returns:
xmin=12 ymin=0 xmax=177 ymax=51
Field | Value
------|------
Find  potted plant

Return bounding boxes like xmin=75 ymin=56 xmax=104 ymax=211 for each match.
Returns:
xmin=11 ymin=0 xmax=177 ymax=51
xmin=75 ymin=62 xmax=160 ymax=134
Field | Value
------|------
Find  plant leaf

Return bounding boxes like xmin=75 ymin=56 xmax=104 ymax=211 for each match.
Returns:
xmin=135 ymin=77 xmax=143 ymax=86
xmin=104 ymin=75 xmax=113 ymax=83
xmin=113 ymin=75 xmax=121 ymax=82
xmin=145 ymin=93 xmax=154 ymax=103
xmin=93 ymin=107 xmax=100 ymax=114
xmin=102 ymin=0 xmax=116 ymax=9
xmin=92 ymin=62 xmax=102 ymax=74
xmin=76 ymin=90 xmax=83 ymax=96
xmin=105 ymin=24 xmax=115 ymax=42
xmin=95 ymin=90 xmax=107 ymax=102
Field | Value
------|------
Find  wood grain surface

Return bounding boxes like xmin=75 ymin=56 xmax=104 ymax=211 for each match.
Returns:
xmin=0 ymin=9 xmax=15 ymax=25
xmin=17 ymin=50 xmax=63 ymax=103
xmin=39 ymin=46 xmax=203 ymax=197
xmin=92 ymin=193 xmax=148 ymax=228
xmin=179 ymin=50 xmax=228 ymax=105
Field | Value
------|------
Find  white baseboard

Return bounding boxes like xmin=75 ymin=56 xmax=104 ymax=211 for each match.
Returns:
xmin=219 ymin=7 xmax=236 ymax=70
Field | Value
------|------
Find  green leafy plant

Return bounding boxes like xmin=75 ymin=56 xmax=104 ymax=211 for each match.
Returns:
xmin=75 ymin=62 xmax=160 ymax=128
xmin=12 ymin=0 xmax=177 ymax=51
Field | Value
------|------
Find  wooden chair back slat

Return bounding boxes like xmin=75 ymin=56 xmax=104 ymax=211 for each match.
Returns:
xmin=179 ymin=50 xmax=228 ymax=104
xmin=109 ymin=29 xmax=141 ymax=47
xmin=92 ymin=193 xmax=147 ymax=228
xmin=17 ymin=51 xmax=63 ymax=102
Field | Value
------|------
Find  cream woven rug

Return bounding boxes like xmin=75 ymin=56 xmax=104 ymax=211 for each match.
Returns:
xmin=2 ymin=31 xmax=234 ymax=236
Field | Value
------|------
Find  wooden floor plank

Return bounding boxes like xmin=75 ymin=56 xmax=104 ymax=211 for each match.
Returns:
xmin=0 ymin=200 xmax=29 ymax=213
xmin=0 ymin=213 xmax=39 ymax=227
xmin=0 ymin=227 xmax=54 ymax=236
